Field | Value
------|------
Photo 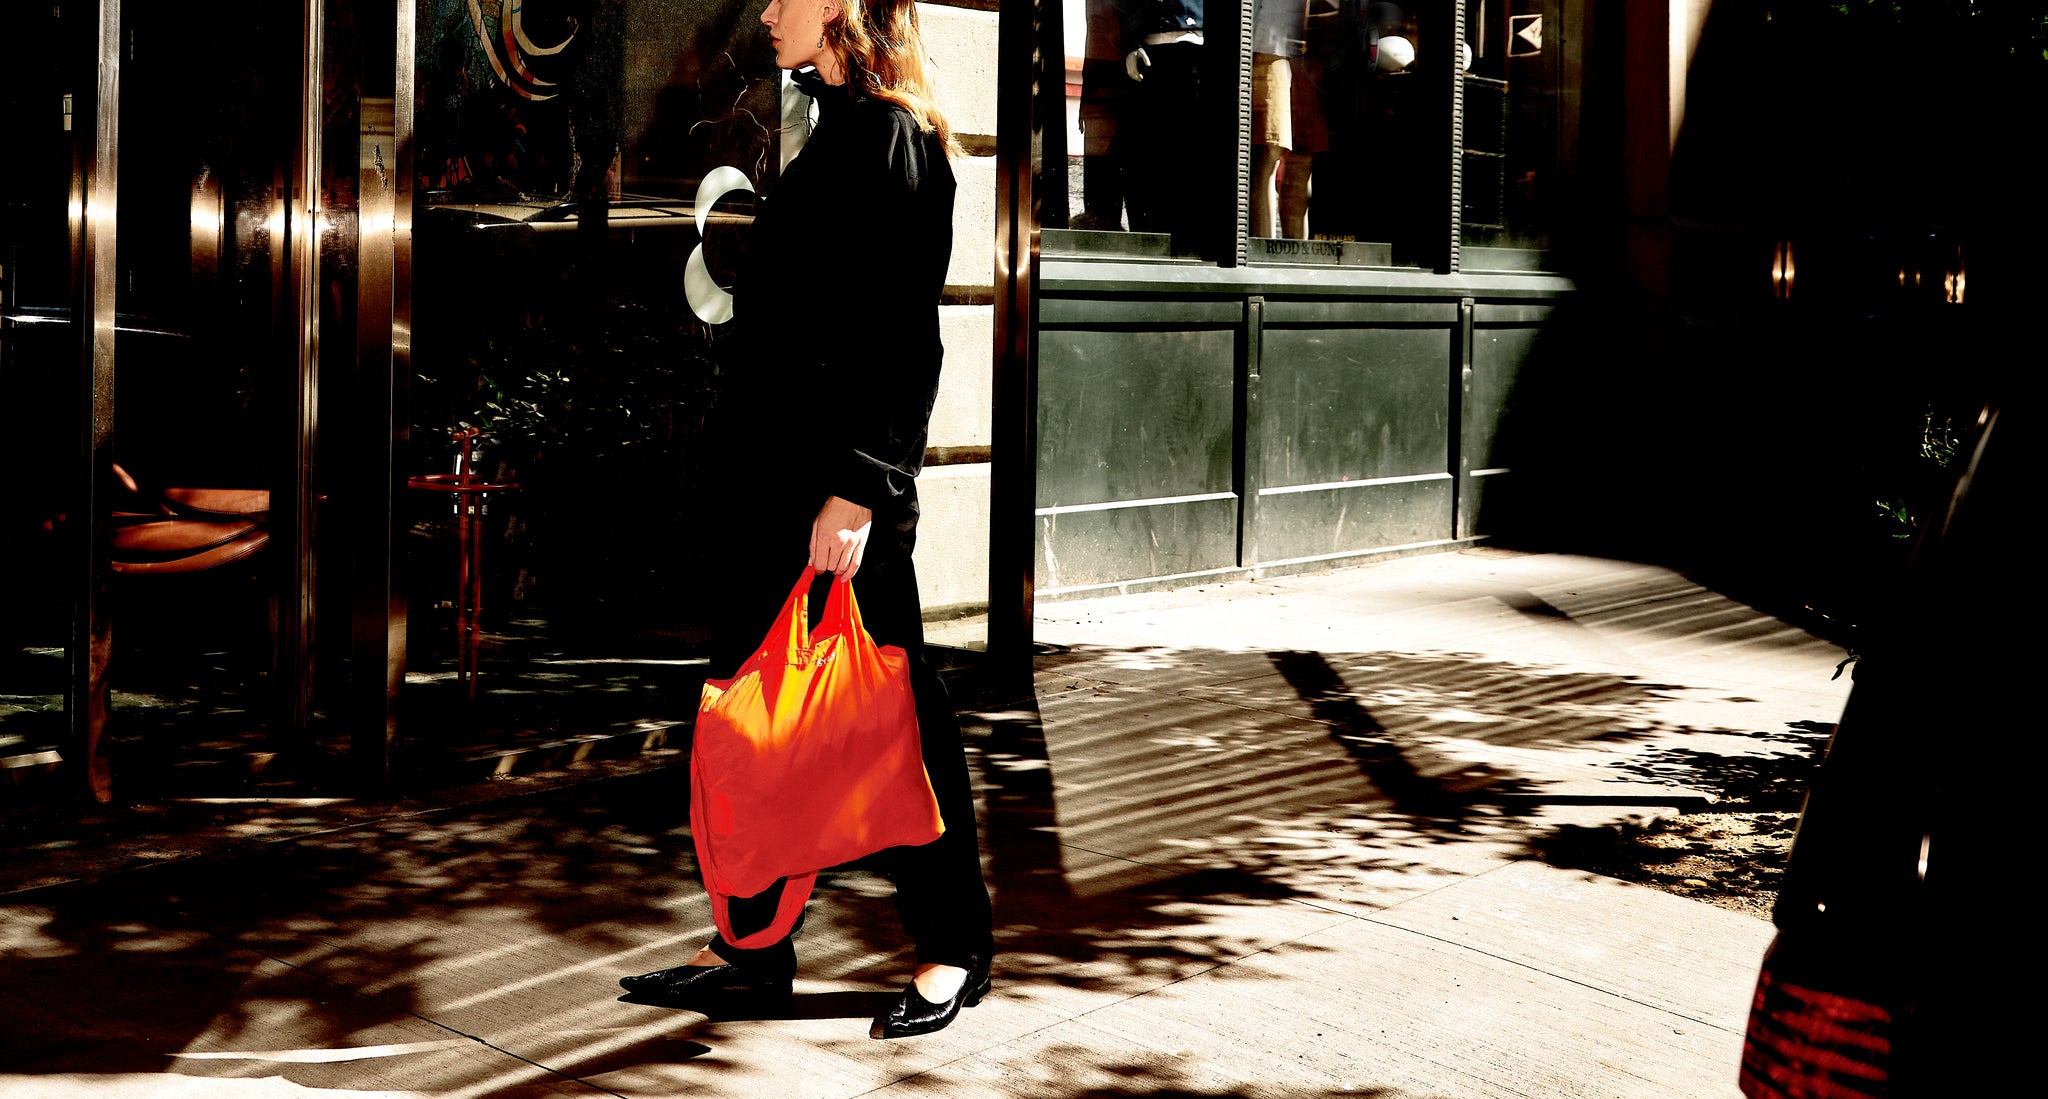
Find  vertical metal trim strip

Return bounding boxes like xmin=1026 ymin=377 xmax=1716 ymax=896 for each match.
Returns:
xmin=393 ymin=3 xmax=414 ymax=387
xmin=1226 ymin=0 xmax=1253 ymax=267
xmin=1454 ymin=295 xmax=1474 ymax=538
xmin=387 ymin=0 xmax=417 ymax=775
xmin=988 ymin=0 xmax=1048 ymax=669
xmin=1236 ymin=295 xmax=1264 ymax=566
xmin=347 ymin=0 xmax=411 ymax=789
xmin=280 ymin=0 xmax=324 ymax=739
xmin=68 ymin=0 xmax=122 ymax=803
xmin=1447 ymin=0 xmax=1466 ymax=272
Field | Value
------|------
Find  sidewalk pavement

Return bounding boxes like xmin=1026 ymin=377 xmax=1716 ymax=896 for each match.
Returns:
xmin=0 ymin=548 xmax=1853 ymax=1098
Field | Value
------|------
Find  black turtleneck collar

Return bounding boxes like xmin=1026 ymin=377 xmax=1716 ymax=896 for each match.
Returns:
xmin=789 ymin=64 xmax=850 ymax=111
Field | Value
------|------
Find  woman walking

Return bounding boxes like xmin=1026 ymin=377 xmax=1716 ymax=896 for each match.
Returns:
xmin=619 ymin=0 xmax=994 ymax=1041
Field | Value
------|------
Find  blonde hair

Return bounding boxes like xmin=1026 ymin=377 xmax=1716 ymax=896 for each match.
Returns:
xmin=824 ymin=0 xmax=961 ymax=158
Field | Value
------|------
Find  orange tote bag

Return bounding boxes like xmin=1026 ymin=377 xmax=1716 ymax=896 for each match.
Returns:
xmin=689 ymin=568 xmax=944 ymax=948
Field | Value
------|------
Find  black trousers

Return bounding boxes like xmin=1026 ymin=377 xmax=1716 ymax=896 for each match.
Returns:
xmin=702 ymin=530 xmax=994 ymax=971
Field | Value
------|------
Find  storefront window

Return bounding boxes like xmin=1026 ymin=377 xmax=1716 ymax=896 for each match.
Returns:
xmin=1057 ymin=0 xmax=1469 ymax=268
xmin=1052 ymin=1 xmax=1574 ymax=271
xmin=1459 ymin=0 xmax=1556 ymax=267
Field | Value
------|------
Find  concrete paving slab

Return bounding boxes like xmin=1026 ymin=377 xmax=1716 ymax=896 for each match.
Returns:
xmin=538 ymin=1008 xmax=901 ymax=1099
xmin=1165 ymin=660 xmax=1718 ymax=802
xmin=1148 ymin=916 xmax=1744 ymax=1099
xmin=1361 ymin=860 xmax=1774 ymax=1032
xmin=1037 ymin=553 xmax=1847 ymax=696
xmin=1034 ymin=553 xmax=1849 ymax=833
xmin=873 ymin=883 xmax=1755 ymax=1098
xmin=1195 ymin=808 xmax=1538 ymax=917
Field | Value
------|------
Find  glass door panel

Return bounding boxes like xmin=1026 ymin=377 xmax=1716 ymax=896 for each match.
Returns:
xmin=0 ymin=4 xmax=82 ymax=780
xmin=405 ymin=0 xmax=778 ymax=748
xmin=100 ymin=0 xmax=305 ymax=784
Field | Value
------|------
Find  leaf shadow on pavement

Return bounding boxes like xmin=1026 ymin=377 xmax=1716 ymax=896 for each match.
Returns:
xmin=1531 ymin=718 xmax=1833 ymax=916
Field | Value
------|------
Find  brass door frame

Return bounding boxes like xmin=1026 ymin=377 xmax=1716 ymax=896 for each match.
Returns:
xmin=67 ymin=0 xmax=121 ymax=803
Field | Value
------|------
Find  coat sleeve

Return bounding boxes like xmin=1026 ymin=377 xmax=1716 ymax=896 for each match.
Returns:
xmin=816 ymin=107 xmax=953 ymax=519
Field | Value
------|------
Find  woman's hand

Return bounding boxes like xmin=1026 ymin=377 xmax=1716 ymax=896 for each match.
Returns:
xmin=810 ymin=495 xmax=873 ymax=579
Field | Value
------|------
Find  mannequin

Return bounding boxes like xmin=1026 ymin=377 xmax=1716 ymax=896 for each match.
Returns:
xmin=1251 ymin=0 xmax=1323 ymax=238
xmin=1077 ymin=0 xmax=1133 ymax=229
xmin=1115 ymin=0 xmax=1221 ymax=244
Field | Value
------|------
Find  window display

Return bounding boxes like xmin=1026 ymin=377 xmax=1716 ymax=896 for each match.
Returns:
xmin=1064 ymin=0 xmax=1235 ymax=254
xmin=1056 ymin=0 xmax=1563 ymax=268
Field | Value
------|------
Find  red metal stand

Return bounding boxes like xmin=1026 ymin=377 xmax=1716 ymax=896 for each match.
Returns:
xmin=408 ymin=429 xmax=518 ymax=700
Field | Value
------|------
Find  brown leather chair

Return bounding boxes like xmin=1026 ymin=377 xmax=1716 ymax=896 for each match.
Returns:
xmin=52 ymin=466 xmax=275 ymax=801
xmin=108 ymin=463 xmax=269 ymax=574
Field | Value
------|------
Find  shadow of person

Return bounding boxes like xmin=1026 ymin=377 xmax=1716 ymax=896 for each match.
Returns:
xmin=1268 ymin=648 xmax=1478 ymax=816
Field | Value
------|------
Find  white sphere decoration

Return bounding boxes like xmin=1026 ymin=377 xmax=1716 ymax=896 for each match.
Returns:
xmin=1376 ymin=35 xmax=1415 ymax=73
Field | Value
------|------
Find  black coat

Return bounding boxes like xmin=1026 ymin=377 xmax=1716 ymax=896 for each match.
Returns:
xmin=712 ymin=69 xmax=957 ymax=561
xmin=699 ymin=69 xmax=957 ymax=676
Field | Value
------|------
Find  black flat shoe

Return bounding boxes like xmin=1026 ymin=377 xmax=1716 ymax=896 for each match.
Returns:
xmin=869 ymin=956 xmax=992 ymax=1040
xmin=620 ymin=956 xmax=793 ymax=1007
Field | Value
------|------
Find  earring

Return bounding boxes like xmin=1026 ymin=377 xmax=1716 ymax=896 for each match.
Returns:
xmin=817 ymin=32 xmax=825 ymax=47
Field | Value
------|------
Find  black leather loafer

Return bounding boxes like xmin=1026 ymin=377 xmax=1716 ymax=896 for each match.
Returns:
xmin=620 ymin=947 xmax=794 ymax=1007
xmin=869 ymin=956 xmax=992 ymax=1039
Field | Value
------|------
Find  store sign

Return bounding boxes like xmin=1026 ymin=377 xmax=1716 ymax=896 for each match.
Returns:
xmin=1254 ymin=238 xmax=1395 ymax=267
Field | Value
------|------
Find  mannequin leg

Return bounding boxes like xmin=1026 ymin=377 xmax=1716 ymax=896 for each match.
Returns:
xmin=1254 ymin=144 xmax=1283 ymax=239
xmin=1279 ymin=149 xmax=1313 ymax=240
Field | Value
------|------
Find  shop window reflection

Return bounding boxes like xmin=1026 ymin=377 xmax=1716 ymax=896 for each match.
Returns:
xmin=411 ymin=0 xmax=776 ymax=700
xmin=1460 ymin=0 xmax=1554 ymax=268
xmin=1299 ymin=0 xmax=1419 ymax=255
xmin=0 ymin=0 xmax=305 ymax=785
xmin=113 ymin=0 xmax=296 ymax=752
